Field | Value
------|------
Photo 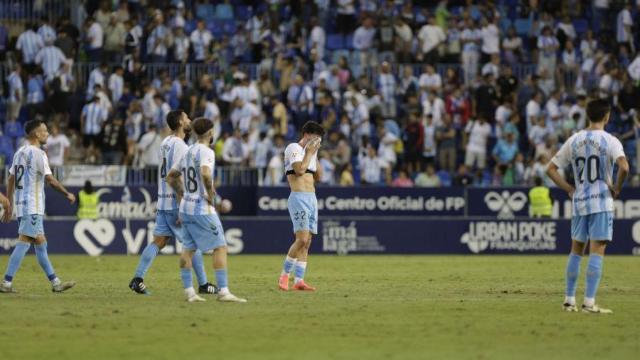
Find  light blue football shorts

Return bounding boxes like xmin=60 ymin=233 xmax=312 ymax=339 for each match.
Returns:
xmin=180 ymin=213 xmax=226 ymax=252
xmin=18 ymin=214 xmax=44 ymax=238
xmin=571 ymin=211 xmax=613 ymax=242
xmin=288 ymin=192 xmax=318 ymax=234
xmin=153 ymin=209 xmax=185 ymax=241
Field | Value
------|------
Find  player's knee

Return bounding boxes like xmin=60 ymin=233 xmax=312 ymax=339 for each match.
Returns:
xmin=154 ymin=236 xmax=168 ymax=249
xmin=214 ymin=246 xmax=227 ymax=255
xmin=179 ymin=257 xmax=191 ymax=268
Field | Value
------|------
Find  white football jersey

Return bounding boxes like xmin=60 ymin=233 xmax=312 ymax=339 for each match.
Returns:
xmin=178 ymin=143 xmax=217 ymax=215
xmin=9 ymin=145 xmax=52 ymax=216
xmin=157 ymin=135 xmax=189 ymax=210
xmin=284 ymin=142 xmax=317 ymax=176
xmin=551 ymin=130 xmax=625 ymax=216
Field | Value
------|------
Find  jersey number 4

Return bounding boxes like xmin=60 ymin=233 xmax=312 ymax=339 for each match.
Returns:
xmin=575 ymin=155 xmax=600 ymax=184
xmin=182 ymin=166 xmax=198 ymax=193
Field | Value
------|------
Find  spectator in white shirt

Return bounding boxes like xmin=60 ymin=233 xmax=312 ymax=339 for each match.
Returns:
xmin=481 ymin=54 xmax=500 ymax=79
xmin=287 ymin=74 xmax=314 ymax=128
xmin=422 ymin=115 xmax=437 ymax=165
xmin=86 ymin=62 xmax=107 ymax=100
xmin=418 ymin=64 xmax=442 ymax=94
xmin=85 ymin=17 xmax=104 ymax=62
xmin=461 ymin=18 xmax=481 ymax=86
xmin=38 ymin=18 xmax=57 ymax=44
xmin=376 ymin=62 xmax=397 ymax=118
xmin=628 ymin=53 xmax=640 ymax=81
xmin=544 ymin=90 xmax=563 ymax=130
xmin=560 ymin=40 xmax=579 ymax=91
xmin=153 ymin=94 xmax=171 ymax=130
xmin=137 ymin=124 xmax=162 ymax=168
xmin=480 ymin=16 xmax=500 ymax=64
xmin=46 ymin=124 xmax=70 ymax=168
xmin=353 ymin=17 xmax=377 ymax=70
xmin=616 ymin=3 xmax=633 ymax=48
xmin=421 ymin=91 xmax=445 ymax=126
xmin=172 ymin=26 xmax=190 ymax=63
xmin=6 ymin=64 xmax=23 ymax=121
xmin=525 ymin=92 xmax=543 ymax=131
xmin=35 ymin=42 xmax=67 ymax=82
xmin=231 ymin=99 xmax=260 ymax=134
xmin=16 ymin=24 xmax=44 ymax=65
xmin=556 ymin=15 xmax=576 ymax=44
xmin=537 ymin=26 xmax=559 ymax=88
xmin=359 ymin=146 xmax=386 ymax=185
xmin=377 ymin=126 xmax=398 ymax=168
xmin=502 ymin=26 xmax=522 ymax=65
xmin=308 ymin=17 xmax=325 ymax=59
xmin=201 ymin=97 xmax=221 ymax=141
xmin=108 ymin=66 xmax=125 ymax=105
xmin=223 ymin=129 xmax=246 ymax=165
xmin=569 ymin=95 xmax=587 ymax=130
xmin=464 ymin=116 xmax=492 ymax=170
xmin=147 ymin=14 xmax=170 ymax=62
xmin=190 ymin=20 xmax=213 ymax=62
xmin=417 ymin=15 xmax=446 ymax=64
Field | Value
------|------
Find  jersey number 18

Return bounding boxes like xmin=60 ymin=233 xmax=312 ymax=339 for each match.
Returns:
xmin=182 ymin=167 xmax=198 ymax=193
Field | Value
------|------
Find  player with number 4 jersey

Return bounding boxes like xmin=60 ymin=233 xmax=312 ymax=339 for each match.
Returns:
xmin=547 ymin=99 xmax=629 ymax=314
xmin=129 ymin=110 xmax=218 ymax=296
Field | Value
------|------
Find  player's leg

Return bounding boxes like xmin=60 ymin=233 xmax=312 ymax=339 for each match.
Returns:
xmin=31 ymin=219 xmax=75 ymax=293
xmin=292 ymin=195 xmax=317 ymax=291
xmin=129 ymin=235 xmax=169 ymax=294
xmin=0 ymin=220 xmax=32 ymax=293
xmin=582 ymin=212 xmax=613 ymax=314
xmin=564 ymin=215 xmax=587 ymax=311
xmin=197 ymin=214 xmax=245 ymax=302
xmin=180 ymin=249 xmax=204 ymax=302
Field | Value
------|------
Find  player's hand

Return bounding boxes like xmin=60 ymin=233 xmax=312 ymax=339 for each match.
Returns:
xmin=306 ymin=137 xmax=321 ymax=154
xmin=66 ymin=193 xmax=76 ymax=204
xmin=567 ymin=188 xmax=575 ymax=199
xmin=609 ymin=185 xmax=620 ymax=199
xmin=176 ymin=216 xmax=182 ymax=227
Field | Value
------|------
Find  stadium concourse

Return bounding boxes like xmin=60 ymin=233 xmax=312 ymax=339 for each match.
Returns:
xmin=0 ymin=0 xmax=639 ymax=187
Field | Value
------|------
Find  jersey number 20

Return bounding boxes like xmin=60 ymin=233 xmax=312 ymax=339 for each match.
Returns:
xmin=575 ymin=156 xmax=600 ymax=184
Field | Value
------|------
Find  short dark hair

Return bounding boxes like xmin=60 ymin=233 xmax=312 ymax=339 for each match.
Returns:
xmin=24 ymin=119 xmax=45 ymax=135
xmin=586 ymin=99 xmax=611 ymax=123
xmin=166 ymin=110 xmax=184 ymax=131
xmin=301 ymin=121 xmax=325 ymax=137
xmin=534 ymin=176 xmax=543 ymax=187
xmin=191 ymin=117 xmax=213 ymax=136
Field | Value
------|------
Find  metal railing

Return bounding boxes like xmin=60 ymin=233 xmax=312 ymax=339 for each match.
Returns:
xmin=2 ymin=165 xmax=265 ymax=187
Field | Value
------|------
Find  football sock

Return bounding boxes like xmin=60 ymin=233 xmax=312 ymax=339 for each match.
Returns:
xmin=180 ymin=267 xmax=192 ymax=289
xmin=565 ymin=253 xmax=582 ymax=303
xmin=584 ymin=254 xmax=603 ymax=306
xmin=294 ymin=261 xmax=307 ymax=284
xmin=134 ymin=243 xmax=160 ymax=279
xmin=281 ymin=256 xmax=297 ymax=276
xmin=215 ymin=269 xmax=228 ymax=291
xmin=192 ymin=250 xmax=208 ymax=286
xmin=4 ymin=242 xmax=30 ymax=282
xmin=34 ymin=242 xmax=57 ymax=281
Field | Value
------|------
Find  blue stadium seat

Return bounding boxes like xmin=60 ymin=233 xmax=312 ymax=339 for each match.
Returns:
xmin=196 ymin=4 xmax=215 ymax=21
xmin=514 ymin=18 xmax=531 ymax=36
xmin=344 ymin=34 xmax=354 ymax=50
xmin=500 ymin=18 xmax=512 ymax=32
xmin=437 ymin=170 xmax=452 ymax=187
xmin=235 ymin=5 xmax=252 ymax=21
xmin=215 ymin=4 xmax=234 ymax=20
xmin=326 ymin=34 xmax=345 ymax=51
xmin=573 ymin=19 xmax=588 ymax=35
xmin=222 ymin=20 xmax=237 ymax=35
xmin=207 ymin=20 xmax=224 ymax=39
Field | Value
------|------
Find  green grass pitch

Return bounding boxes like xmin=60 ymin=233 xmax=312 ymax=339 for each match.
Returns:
xmin=0 ymin=255 xmax=638 ymax=360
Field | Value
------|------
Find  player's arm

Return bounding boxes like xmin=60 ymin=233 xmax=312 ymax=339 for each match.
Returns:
xmin=45 ymin=175 xmax=76 ymax=204
xmin=200 ymin=166 xmax=216 ymax=206
xmin=0 ymin=189 xmax=10 ymax=223
xmin=166 ymin=169 xmax=184 ymax=204
xmin=546 ymin=162 xmax=574 ymax=197
xmin=292 ymin=139 xmax=321 ymax=176
xmin=611 ymin=156 xmax=629 ymax=199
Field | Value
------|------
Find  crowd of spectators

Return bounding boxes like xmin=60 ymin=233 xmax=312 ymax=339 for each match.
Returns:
xmin=1 ymin=0 xmax=640 ymax=187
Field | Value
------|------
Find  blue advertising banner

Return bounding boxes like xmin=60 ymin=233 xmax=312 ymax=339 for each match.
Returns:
xmin=1 ymin=218 xmax=639 ymax=255
xmin=466 ymin=187 xmax=640 ymax=220
xmin=256 ymin=187 xmax=466 ymax=216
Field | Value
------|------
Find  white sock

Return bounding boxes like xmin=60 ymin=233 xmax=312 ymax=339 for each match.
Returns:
xmin=218 ymin=287 xmax=230 ymax=295
xmin=583 ymin=297 xmax=595 ymax=307
xmin=184 ymin=287 xmax=196 ymax=298
xmin=51 ymin=277 xmax=61 ymax=286
xmin=281 ymin=256 xmax=297 ymax=277
xmin=564 ymin=296 xmax=576 ymax=305
xmin=294 ymin=261 xmax=307 ymax=284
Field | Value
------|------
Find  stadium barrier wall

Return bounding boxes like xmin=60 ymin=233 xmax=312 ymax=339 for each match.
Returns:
xmin=1 ymin=217 xmax=640 ymax=255
xmin=2 ymin=186 xmax=640 ymax=219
